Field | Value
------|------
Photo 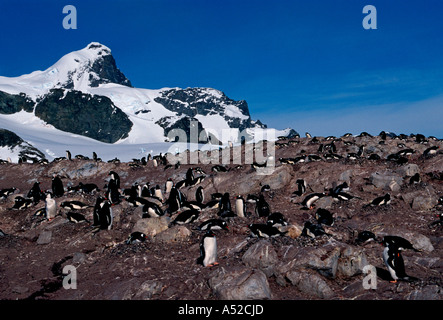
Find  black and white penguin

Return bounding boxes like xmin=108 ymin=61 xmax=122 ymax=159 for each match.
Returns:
xmin=423 ymin=146 xmax=439 ymax=157
xmin=166 ymin=187 xmax=182 ymax=214
xmin=370 ymin=193 xmax=391 ymax=206
xmin=211 ymin=192 xmax=224 ymax=201
xmin=98 ymin=200 xmax=113 ymax=230
xmin=109 ymin=171 xmax=120 ymax=189
xmin=196 ymin=186 xmax=204 ymax=204
xmin=248 ymin=223 xmax=285 ymax=238
xmin=92 ymin=196 xmax=105 ymax=227
xmin=315 ymin=208 xmax=334 ymax=226
xmin=66 ymin=150 xmax=72 ymax=161
xmin=154 ymin=185 xmax=163 ymax=202
xmin=189 ymin=175 xmax=205 ymax=187
xmin=355 ymin=230 xmax=377 ymax=245
xmin=409 ymin=173 xmax=421 ymax=184
xmin=235 ymin=195 xmax=246 ymax=218
xmin=292 ymin=179 xmax=307 ymax=197
xmin=260 ymin=184 xmax=271 ymax=192
xmin=267 ymin=212 xmax=288 ymax=228
xmin=78 ymin=182 xmax=100 ymax=194
xmin=196 ymin=230 xmax=218 ymax=267
xmin=0 ymin=187 xmax=16 ymax=200
xmin=211 ymin=165 xmax=228 ymax=172
xmin=27 ymin=181 xmax=44 ymax=204
xmin=305 ymin=132 xmax=312 ymax=138
xmin=67 ymin=211 xmax=88 ymax=223
xmin=255 ymin=194 xmax=270 ymax=217
xmin=165 ymin=178 xmax=174 ymax=194
xmin=218 ymin=193 xmax=234 ymax=217
xmin=142 ymin=202 xmax=164 ymax=218
xmin=45 ymin=192 xmax=57 ymax=221
xmin=246 ymin=194 xmax=259 ymax=203
xmin=126 ymin=231 xmax=147 ymax=244
xmin=171 ymin=209 xmax=199 ymax=225
xmin=185 ymin=167 xmax=194 ymax=185
xmin=300 ymin=192 xmax=325 ymax=209
xmin=93 ymin=151 xmax=98 ymax=162
xmin=11 ymin=196 xmax=33 ymax=210
xmin=106 ymin=178 xmax=121 ymax=205
xmin=301 ymin=221 xmax=329 ymax=238
xmin=60 ymin=200 xmax=92 ymax=210
xmin=198 ymin=219 xmax=229 ymax=231
xmin=51 ymin=174 xmax=64 ymax=198
xmin=382 ymin=236 xmax=419 ymax=283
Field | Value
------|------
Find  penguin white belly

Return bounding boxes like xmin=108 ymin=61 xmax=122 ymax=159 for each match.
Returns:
xmin=235 ymin=199 xmax=245 ymax=218
xmin=383 ymin=247 xmax=398 ymax=280
xmin=45 ymin=198 xmax=57 ymax=219
xmin=203 ymin=237 xmax=217 ymax=267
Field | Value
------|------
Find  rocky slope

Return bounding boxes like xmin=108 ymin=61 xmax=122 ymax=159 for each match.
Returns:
xmin=0 ymin=132 xmax=441 ymax=300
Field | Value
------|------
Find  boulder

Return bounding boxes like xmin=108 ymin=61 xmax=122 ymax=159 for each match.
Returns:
xmin=336 ymin=245 xmax=369 ymax=278
xmin=208 ymin=266 xmax=272 ymax=300
xmin=370 ymin=171 xmax=403 ymax=191
xmin=285 ymin=268 xmax=334 ymax=299
xmin=396 ymin=164 xmax=420 ymax=177
xmin=153 ymin=225 xmax=191 ymax=244
xmin=132 ymin=217 xmax=170 ymax=238
xmin=242 ymin=240 xmax=279 ymax=277
xmin=37 ymin=230 xmax=52 ymax=245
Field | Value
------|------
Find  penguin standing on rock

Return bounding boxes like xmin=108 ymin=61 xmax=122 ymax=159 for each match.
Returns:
xmin=235 ymin=195 xmax=246 ymax=218
xmin=196 ymin=186 xmax=204 ymax=204
xmin=98 ymin=200 xmax=113 ymax=230
xmin=255 ymin=194 xmax=270 ymax=217
xmin=45 ymin=192 xmax=57 ymax=221
xmin=382 ymin=236 xmax=419 ymax=283
xmin=27 ymin=182 xmax=44 ymax=204
xmin=51 ymin=174 xmax=64 ymax=197
xmin=197 ymin=230 xmax=218 ymax=267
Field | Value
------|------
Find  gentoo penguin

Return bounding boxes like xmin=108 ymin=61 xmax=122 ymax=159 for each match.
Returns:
xmin=67 ymin=211 xmax=88 ymax=223
xmin=92 ymin=196 xmax=105 ymax=227
xmin=170 ymin=209 xmax=199 ymax=225
xmin=166 ymin=187 xmax=182 ymax=214
xmin=11 ymin=196 xmax=33 ymax=210
xmin=382 ymin=236 xmax=418 ymax=283
xmin=211 ymin=165 xmax=228 ymax=172
xmin=423 ymin=146 xmax=439 ymax=157
xmin=235 ymin=195 xmax=246 ymax=218
xmin=107 ymin=178 xmax=121 ymax=205
xmin=267 ymin=212 xmax=288 ymax=228
xmin=66 ymin=150 xmax=72 ymax=161
xmin=45 ymin=192 xmax=57 ymax=221
xmin=292 ymin=179 xmax=307 ymax=197
xmin=189 ymin=175 xmax=205 ymax=187
xmin=126 ymin=232 xmax=147 ymax=244
xmin=109 ymin=171 xmax=120 ymax=189
xmin=185 ymin=167 xmax=194 ymax=185
xmin=78 ymin=182 xmax=99 ymax=194
xmin=301 ymin=221 xmax=329 ymax=238
xmin=382 ymin=235 xmax=419 ymax=252
xmin=197 ymin=230 xmax=218 ymax=267
xmin=195 ymin=186 xmax=204 ymax=204
xmin=211 ymin=193 xmax=223 ymax=201
xmin=98 ymin=200 xmax=113 ymax=230
xmin=198 ymin=219 xmax=229 ymax=231
xmin=218 ymin=193 xmax=234 ymax=217
xmin=315 ymin=208 xmax=334 ymax=226
xmin=51 ymin=174 xmax=64 ymax=198
xmin=370 ymin=193 xmax=391 ymax=206
xmin=27 ymin=181 xmax=44 ymax=204
xmin=0 ymin=187 xmax=16 ymax=200
xmin=255 ymin=194 xmax=270 ymax=217
xmin=409 ymin=173 xmax=421 ymax=184
xmin=165 ymin=178 xmax=174 ymax=194
xmin=248 ymin=223 xmax=285 ymax=238
xmin=142 ymin=202 xmax=164 ymax=218
xmin=261 ymin=184 xmax=271 ymax=192
xmin=355 ymin=230 xmax=377 ymax=245
xmin=300 ymin=192 xmax=325 ymax=210
xmin=93 ymin=151 xmax=98 ymax=161
xmin=60 ymin=200 xmax=92 ymax=210
xmin=305 ymin=132 xmax=312 ymax=138
xmin=154 ymin=185 xmax=163 ymax=202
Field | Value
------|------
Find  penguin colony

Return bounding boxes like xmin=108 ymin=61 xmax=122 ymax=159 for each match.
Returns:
xmin=0 ymin=131 xmax=442 ymax=299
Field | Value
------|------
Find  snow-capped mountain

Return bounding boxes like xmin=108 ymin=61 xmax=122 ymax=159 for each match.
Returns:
xmin=0 ymin=42 xmax=296 ymax=162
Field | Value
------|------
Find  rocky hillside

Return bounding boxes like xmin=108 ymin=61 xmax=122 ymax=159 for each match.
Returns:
xmin=0 ymin=132 xmax=442 ymax=300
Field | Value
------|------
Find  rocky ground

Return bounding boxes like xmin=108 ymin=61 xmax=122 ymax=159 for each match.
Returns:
xmin=0 ymin=133 xmax=442 ymax=300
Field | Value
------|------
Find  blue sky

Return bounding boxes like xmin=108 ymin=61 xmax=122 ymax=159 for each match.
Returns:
xmin=1 ymin=0 xmax=443 ymax=138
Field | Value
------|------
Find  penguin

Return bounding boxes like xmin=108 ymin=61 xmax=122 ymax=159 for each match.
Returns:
xmin=0 ymin=187 xmax=16 ymax=200
xmin=165 ymin=178 xmax=174 ymax=194
xmin=11 ymin=196 xmax=33 ymax=210
xmin=45 ymin=192 xmax=57 ymax=221
xmin=423 ymin=146 xmax=439 ymax=157
xmin=255 ymin=194 xmax=270 ymax=217
xmin=198 ymin=219 xmax=229 ymax=231
xmin=211 ymin=165 xmax=228 ymax=172
xmin=267 ymin=212 xmax=288 ymax=228
xmin=142 ymin=202 xmax=164 ymax=218
xmin=246 ymin=194 xmax=259 ymax=203
xmin=315 ymin=208 xmax=334 ymax=226
xmin=67 ymin=211 xmax=88 ymax=223
xmin=107 ymin=178 xmax=121 ymax=205
xmin=305 ymin=132 xmax=312 ymax=138
xmin=126 ymin=196 xmax=151 ymax=207
xmin=355 ymin=230 xmax=377 ymax=245
xmin=175 ymin=179 xmax=187 ymax=190
xmin=27 ymin=182 xmax=44 ymax=204
xmin=93 ymin=151 xmax=98 ymax=162
xmin=98 ymin=200 xmax=113 ymax=230
xmin=189 ymin=175 xmax=205 ymax=187
xmin=300 ymin=192 xmax=325 ymax=210
xmin=331 ymin=191 xmax=360 ymax=202
xmin=260 ymin=184 xmax=271 ymax=192
xmin=109 ymin=171 xmax=120 ymax=189
xmin=301 ymin=221 xmax=329 ymax=238
xmin=60 ymin=200 xmax=92 ymax=210
xmin=409 ymin=173 xmax=421 ymax=184
xmin=292 ymin=179 xmax=307 ymax=197
xmin=185 ymin=167 xmax=194 ymax=185
xmin=92 ymin=196 xmax=105 ymax=227
xmin=248 ymin=223 xmax=285 ymax=238
xmin=196 ymin=230 xmax=218 ymax=267
xmin=51 ymin=174 xmax=64 ymax=198
xmin=154 ymin=185 xmax=163 ymax=202
xmin=381 ymin=235 xmax=419 ymax=252
xmin=211 ymin=193 xmax=224 ymax=201
xmin=382 ymin=237 xmax=418 ymax=283
xmin=370 ymin=193 xmax=391 ymax=206
xmin=171 ymin=209 xmax=199 ymax=225
xmin=166 ymin=187 xmax=182 ymax=214
xmin=78 ymin=182 xmax=100 ymax=194
xmin=218 ymin=193 xmax=234 ymax=217
xmin=66 ymin=150 xmax=72 ymax=161
xmin=126 ymin=232 xmax=147 ymax=244
xmin=34 ymin=207 xmax=46 ymax=217
xmin=196 ymin=186 xmax=204 ymax=204
xmin=235 ymin=195 xmax=246 ymax=218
